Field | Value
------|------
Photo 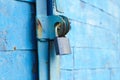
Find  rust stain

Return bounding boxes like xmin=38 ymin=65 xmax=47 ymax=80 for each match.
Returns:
xmin=37 ymin=19 xmax=42 ymax=38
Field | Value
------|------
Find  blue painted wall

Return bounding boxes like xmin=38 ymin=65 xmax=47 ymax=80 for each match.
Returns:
xmin=0 ymin=0 xmax=38 ymax=80
xmin=54 ymin=0 xmax=120 ymax=80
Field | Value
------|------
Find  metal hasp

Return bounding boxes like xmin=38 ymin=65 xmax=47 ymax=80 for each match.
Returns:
xmin=36 ymin=15 xmax=70 ymax=40
xmin=37 ymin=15 xmax=71 ymax=55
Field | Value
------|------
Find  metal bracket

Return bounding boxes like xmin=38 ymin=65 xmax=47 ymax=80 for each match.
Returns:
xmin=36 ymin=15 xmax=70 ymax=41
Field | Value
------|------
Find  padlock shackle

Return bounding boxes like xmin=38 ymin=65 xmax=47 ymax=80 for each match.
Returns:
xmin=54 ymin=15 xmax=70 ymax=37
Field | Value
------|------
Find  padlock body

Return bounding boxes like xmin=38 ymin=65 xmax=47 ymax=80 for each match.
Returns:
xmin=54 ymin=37 xmax=71 ymax=55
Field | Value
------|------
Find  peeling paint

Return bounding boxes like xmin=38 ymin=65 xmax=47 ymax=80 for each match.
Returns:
xmin=37 ymin=19 xmax=42 ymax=38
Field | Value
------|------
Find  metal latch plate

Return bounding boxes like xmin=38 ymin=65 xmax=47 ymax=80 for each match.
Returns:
xmin=36 ymin=15 xmax=64 ymax=40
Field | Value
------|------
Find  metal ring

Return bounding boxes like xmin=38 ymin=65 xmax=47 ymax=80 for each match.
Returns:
xmin=54 ymin=15 xmax=71 ymax=37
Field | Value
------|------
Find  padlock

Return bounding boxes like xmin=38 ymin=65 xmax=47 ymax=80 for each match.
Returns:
xmin=54 ymin=37 xmax=71 ymax=55
xmin=54 ymin=17 xmax=71 ymax=55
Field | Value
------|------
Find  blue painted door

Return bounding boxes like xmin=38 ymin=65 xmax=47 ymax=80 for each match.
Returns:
xmin=0 ymin=0 xmax=37 ymax=80
xmin=1 ymin=0 xmax=120 ymax=80
xmin=54 ymin=0 xmax=120 ymax=80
